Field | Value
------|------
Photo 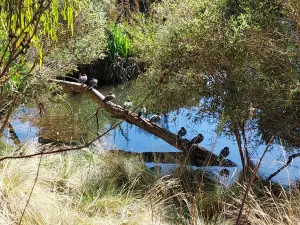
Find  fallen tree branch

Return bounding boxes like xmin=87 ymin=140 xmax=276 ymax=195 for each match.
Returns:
xmin=51 ymin=79 xmax=237 ymax=167
xmin=267 ymin=152 xmax=300 ymax=180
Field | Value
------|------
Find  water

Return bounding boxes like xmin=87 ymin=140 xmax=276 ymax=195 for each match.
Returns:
xmin=6 ymin=84 xmax=300 ymax=185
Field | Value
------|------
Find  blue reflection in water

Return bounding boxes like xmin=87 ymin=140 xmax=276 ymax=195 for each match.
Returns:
xmin=101 ymin=107 xmax=300 ymax=185
xmin=8 ymin=105 xmax=300 ymax=185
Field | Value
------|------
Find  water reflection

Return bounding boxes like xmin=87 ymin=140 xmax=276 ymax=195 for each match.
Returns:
xmin=7 ymin=84 xmax=300 ymax=185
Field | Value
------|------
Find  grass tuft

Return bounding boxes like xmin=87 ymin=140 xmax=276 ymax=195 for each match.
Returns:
xmin=1 ymin=144 xmax=300 ymax=224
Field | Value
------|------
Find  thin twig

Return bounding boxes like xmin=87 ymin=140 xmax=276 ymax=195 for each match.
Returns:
xmin=235 ymin=136 xmax=274 ymax=225
xmin=86 ymin=106 xmax=102 ymax=122
xmin=18 ymin=154 xmax=43 ymax=225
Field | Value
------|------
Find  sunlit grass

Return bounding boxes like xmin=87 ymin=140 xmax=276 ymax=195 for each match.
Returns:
xmin=1 ymin=144 xmax=300 ymax=224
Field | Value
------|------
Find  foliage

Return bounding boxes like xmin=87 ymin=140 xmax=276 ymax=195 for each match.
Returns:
xmin=0 ymin=0 xmax=109 ymax=139
xmin=0 ymin=0 xmax=89 ymax=136
xmin=42 ymin=0 xmax=108 ymax=77
xmin=128 ymin=0 xmax=299 ymax=150
xmin=107 ymin=24 xmax=133 ymax=59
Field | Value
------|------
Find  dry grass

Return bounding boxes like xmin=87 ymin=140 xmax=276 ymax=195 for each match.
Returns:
xmin=1 ymin=144 xmax=300 ymax=224
xmin=224 ymin=182 xmax=300 ymax=225
xmin=0 ymin=144 xmax=175 ymax=224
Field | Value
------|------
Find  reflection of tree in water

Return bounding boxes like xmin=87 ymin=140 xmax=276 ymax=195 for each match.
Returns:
xmin=35 ymin=93 xmax=115 ymax=144
xmin=118 ymin=123 xmax=129 ymax=142
xmin=37 ymin=113 xmax=88 ymax=144
xmin=257 ymin=101 xmax=300 ymax=149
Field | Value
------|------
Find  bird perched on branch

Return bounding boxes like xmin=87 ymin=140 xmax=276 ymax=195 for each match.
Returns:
xmin=78 ymin=74 xmax=87 ymax=84
xmin=88 ymin=78 xmax=98 ymax=89
xmin=150 ymin=113 xmax=161 ymax=123
xmin=219 ymin=147 xmax=230 ymax=159
xmin=177 ymin=127 xmax=187 ymax=138
xmin=103 ymin=92 xmax=115 ymax=102
xmin=190 ymin=134 xmax=204 ymax=144
xmin=123 ymin=99 xmax=132 ymax=110
xmin=138 ymin=105 xmax=147 ymax=117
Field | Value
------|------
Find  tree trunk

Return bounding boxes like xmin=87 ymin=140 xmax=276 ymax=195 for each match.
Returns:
xmin=52 ymin=79 xmax=237 ymax=167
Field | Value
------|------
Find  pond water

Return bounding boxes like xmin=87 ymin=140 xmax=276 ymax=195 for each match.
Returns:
xmin=5 ymin=82 xmax=300 ymax=185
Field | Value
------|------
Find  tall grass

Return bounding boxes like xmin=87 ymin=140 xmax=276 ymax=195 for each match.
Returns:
xmin=0 ymin=145 xmax=171 ymax=224
xmin=1 ymin=144 xmax=300 ymax=224
xmin=107 ymin=25 xmax=133 ymax=59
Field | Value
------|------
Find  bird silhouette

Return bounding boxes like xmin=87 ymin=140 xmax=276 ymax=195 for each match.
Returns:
xmin=138 ymin=105 xmax=147 ymax=117
xmin=177 ymin=127 xmax=187 ymax=137
xmin=219 ymin=147 xmax=230 ymax=159
xmin=88 ymin=78 xmax=98 ymax=89
xmin=78 ymin=74 xmax=87 ymax=84
xmin=103 ymin=92 xmax=115 ymax=102
xmin=149 ymin=165 xmax=162 ymax=174
xmin=149 ymin=113 xmax=161 ymax=123
xmin=123 ymin=99 xmax=132 ymax=110
xmin=190 ymin=134 xmax=204 ymax=144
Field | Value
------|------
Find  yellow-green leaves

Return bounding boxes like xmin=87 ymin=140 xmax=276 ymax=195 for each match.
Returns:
xmin=67 ymin=6 xmax=74 ymax=35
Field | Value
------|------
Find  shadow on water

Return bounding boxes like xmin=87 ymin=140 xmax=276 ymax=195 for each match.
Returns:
xmin=6 ymin=82 xmax=300 ymax=185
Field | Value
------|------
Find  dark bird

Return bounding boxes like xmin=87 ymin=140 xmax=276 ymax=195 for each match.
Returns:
xmin=88 ymin=78 xmax=98 ymax=89
xmin=149 ymin=113 xmax=161 ymax=123
xmin=103 ymin=92 xmax=115 ymax=102
xmin=177 ymin=127 xmax=187 ymax=137
xmin=78 ymin=74 xmax=87 ymax=84
xmin=219 ymin=168 xmax=230 ymax=177
xmin=138 ymin=105 xmax=147 ymax=117
xmin=219 ymin=147 xmax=230 ymax=159
xmin=190 ymin=134 xmax=204 ymax=144
xmin=123 ymin=99 xmax=133 ymax=110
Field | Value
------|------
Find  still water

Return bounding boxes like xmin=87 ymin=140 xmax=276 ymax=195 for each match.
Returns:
xmin=6 ymin=83 xmax=300 ymax=185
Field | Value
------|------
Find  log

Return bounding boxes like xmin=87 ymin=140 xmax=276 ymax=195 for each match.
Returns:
xmin=51 ymin=79 xmax=237 ymax=167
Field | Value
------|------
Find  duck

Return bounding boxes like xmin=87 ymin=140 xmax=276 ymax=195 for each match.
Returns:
xmin=149 ymin=113 xmax=161 ymax=123
xmin=177 ymin=127 xmax=187 ymax=138
xmin=123 ymin=99 xmax=132 ymax=110
xmin=219 ymin=147 xmax=230 ymax=159
xmin=138 ymin=105 xmax=147 ymax=117
xmin=103 ymin=92 xmax=115 ymax=102
xmin=190 ymin=134 xmax=204 ymax=144
xmin=88 ymin=78 xmax=98 ymax=89
xmin=78 ymin=74 xmax=87 ymax=84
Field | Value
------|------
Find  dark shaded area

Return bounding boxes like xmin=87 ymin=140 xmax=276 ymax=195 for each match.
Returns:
xmin=257 ymin=92 xmax=300 ymax=148
xmin=76 ymin=55 xmax=146 ymax=85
